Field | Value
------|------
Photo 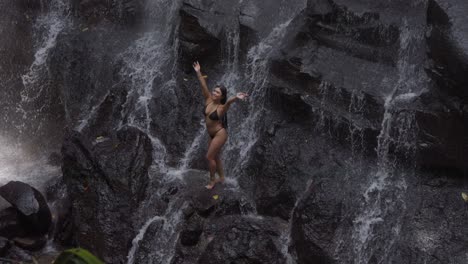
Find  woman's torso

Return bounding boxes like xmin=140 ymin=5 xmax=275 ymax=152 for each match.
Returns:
xmin=204 ymin=102 xmax=224 ymax=136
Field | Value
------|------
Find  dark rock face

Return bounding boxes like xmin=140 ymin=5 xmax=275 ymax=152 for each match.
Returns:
xmin=71 ymin=0 xmax=143 ymax=26
xmin=196 ymin=216 xmax=286 ymax=264
xmin=129 ymin=170 xmax=262 ymax=264
xmin=61 ymin=126 xmax=152 ymax=263
xmin=172 ymin=215 xmax=287 ymax=264
xmin=150 ymin=171 xmax=284 ymax=264
xmin=0 ymin=208 xmax=24 ymax=239
xmin=0 ymin=236 xmax=10 ymax=256
xmin=12 ymin=236 xmax=47 ymax=251
xmin=45 ymin=176 xmax=74 ymax=246
xmin=420 ymin=0 xmax=468 ymax=170
xmin=6 ymin=0 xmax=468 ymax=262
xmin=4 ymin=245 xmax=33 ymax=262
xmin=427 ymin=0 xmax=468 ymax=102
xmin=390 ymin=174 xmax=468 ymax=264
xmin=175 ymin=0 xmax=468 ymax=263
xmin=0 ymin=181 xmax=52 ymax=236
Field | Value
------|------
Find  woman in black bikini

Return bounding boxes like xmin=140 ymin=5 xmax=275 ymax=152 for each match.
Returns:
xmin=193 ymin=61 xmax=248 ymax=189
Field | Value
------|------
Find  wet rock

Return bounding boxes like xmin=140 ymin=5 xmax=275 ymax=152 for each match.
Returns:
xmin=12 ymin=236 xmax=47 ymax=251
xmin=49 ymin=26 xmax=130 ymax=132
xmin=0 ymin=208 xmax=24 ymax=239
xmin=52 ymin=203 xmax=74 ymax=246
xmin=71 ymin=0 xmax=143 ymax=26
xmin=178 ymin=7 xmax=221 ymax=68
xmin=427 ymin=0 xmax=468 ymax=101
xmin=0 ymin=181 xmax=52 ymax=236
xmin=291 ymin=181 xmax=342 ymax=264
xmin=62 ymin=125 xmax=152 ymax=263
xmin=8 ymin=0 xmax=468 ymax=263
xmin=422 ymin=0 xmax=468 ymax=170
xmin=44 ymin=176 xmax=74 ymax=246
xmin=132 ymin=218 xmax=165 ymax=264
xmin=4 ymin=245 xmax=33 ymax=262
xmin=179 ymin=213 xmax=203 ymax=246
xmin=388 ymin=175 xmax=468 ymax=264
xmin=0 ymin=236 xmax=10 ymax=256
xmin=415 ymin=103 xmax=468 ymax=170
xmin=184 ymin=175 xmax=254 ymax=218
xmin=198 ymin=217 xmax=285 ymax=264
xmin=173 ymin=215 xmax=287 ymax=264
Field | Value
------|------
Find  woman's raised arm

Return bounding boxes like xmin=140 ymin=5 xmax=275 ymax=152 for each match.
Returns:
xmin=193 ymin=61 xmax=211 ymax=100
xmin=219 ymin=92 xmax=248 ymax=115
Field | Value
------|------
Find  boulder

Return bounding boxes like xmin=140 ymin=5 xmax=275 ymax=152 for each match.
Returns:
xmin=12 ymin=236 xmax=47 ymax=251
xmin=172 ymin=215 xmax=287 ymax=264
xmin=4 ymin=245 xmax=32 ymax=262
xmin=0 ymin=236 xmax=10 ymax=256
xmin=0 ymin=208 xmax=24 ymax=239
xmin=0 ymin=181 xmax=52 ymax=235
xmin=62 ymin=126 xmax=152 ymax=263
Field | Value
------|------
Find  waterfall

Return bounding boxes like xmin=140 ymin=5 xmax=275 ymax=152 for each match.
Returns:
xmin=0 ymin=0 xmax=69 ymax=189
xmin=127 ymin=216 xmax=164 ymax=264
xmin=224 ymin=19 xmax=292 ymax=176
xmin=115 ymin=0 xmax=182 ymax=171
xmin=178 ymin=120 xmax=206 ymax=171
xmin=0 ymin=136 xmax=59 ymax=191
xmin=280 ymin=178 xmax=315 ymax=264
xmin=17 ymin=0 xmax=70 ymax=134
xmin=351 ymin=19 xmax=423 ymax=263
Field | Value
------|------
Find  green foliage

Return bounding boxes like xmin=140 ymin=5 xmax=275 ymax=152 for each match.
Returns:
xmin=54 ymin=248 xmax=104 ymax=264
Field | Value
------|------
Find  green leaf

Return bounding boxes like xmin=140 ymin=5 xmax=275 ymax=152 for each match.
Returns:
xmin=54 ymin=248 xmax=104 ymax=264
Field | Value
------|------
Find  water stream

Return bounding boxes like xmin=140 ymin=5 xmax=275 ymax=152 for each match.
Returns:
xmin=351 ymin=19 xmax=423 ymax=264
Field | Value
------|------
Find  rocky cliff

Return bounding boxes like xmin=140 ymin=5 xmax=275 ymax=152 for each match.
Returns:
xmin=1 ymin=0 xmax=467 ymax=263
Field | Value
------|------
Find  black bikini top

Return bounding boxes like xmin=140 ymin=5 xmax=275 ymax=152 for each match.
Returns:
xmin=204 ymin=102 xmax=220 ymax=121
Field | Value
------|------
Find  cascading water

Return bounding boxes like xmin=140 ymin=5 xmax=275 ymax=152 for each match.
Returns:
xmin=127 ymin=199 xmax=187 ymax=264
xmin=351 ymin=19 xmax=424 ymax=263
xmin=17 ymin=0 xmax=70 ymax=136
xmin=224 ymin=19 xmax=293 ymax=176
xmin=0 ymin=0 xmax=70 ymax=190
xmin=115 ymin=0 xmax=195 ymax=262
xmin=115 ymin=0 xmax=182 ymax=170
xmin=130 ymin=3 xmax=306 ymax=262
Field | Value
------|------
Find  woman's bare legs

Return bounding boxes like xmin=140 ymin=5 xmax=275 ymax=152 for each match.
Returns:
xmin=215 ymin=156 xmax=225 ymax=183
xmin=206 ymin=129 xmax=227 ymax=189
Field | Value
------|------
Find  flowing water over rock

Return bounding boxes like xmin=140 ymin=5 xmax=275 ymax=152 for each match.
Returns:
xmin=0 ymin=0 xmax=69 ymax=191
xmin=2 ymin=0 xmax=468 ymax=262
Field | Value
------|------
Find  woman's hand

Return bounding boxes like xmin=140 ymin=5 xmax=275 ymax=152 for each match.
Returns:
xmin=236 ymin=92 xmax=249 ymax=101
xmin=193 ymin=61 xmax=201 ymax=72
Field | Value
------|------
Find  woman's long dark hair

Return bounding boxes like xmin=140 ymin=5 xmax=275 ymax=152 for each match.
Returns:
xmin=218 ymin=85 xmax=228 ymax=129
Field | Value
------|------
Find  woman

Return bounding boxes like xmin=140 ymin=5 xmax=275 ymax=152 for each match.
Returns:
xmin=193 ymin=61 xmax=248 ymax=189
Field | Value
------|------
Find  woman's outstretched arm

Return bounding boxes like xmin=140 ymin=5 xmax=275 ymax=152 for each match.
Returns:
xmin=219 ymin=92 xmax=248 ymax=115
xmin=193 ymin=61 xmax=211 ymax=100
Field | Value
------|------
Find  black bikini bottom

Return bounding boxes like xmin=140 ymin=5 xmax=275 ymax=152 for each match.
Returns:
xmin=209 ymin=127 xmax=225 ymax=139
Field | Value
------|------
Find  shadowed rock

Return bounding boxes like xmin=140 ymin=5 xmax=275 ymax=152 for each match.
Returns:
xmin=0 ymin=208 xmax=24 ymax=239
xmin=62 ymin=125 xmax=152 ymax=263
xmin=0 ymin=181 xmax=52 ymax=236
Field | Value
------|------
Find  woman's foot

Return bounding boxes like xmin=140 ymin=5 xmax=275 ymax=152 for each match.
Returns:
xmin=205 ymin=181 xmax=216 ymax=189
